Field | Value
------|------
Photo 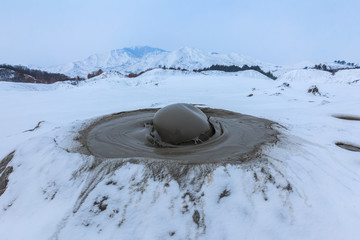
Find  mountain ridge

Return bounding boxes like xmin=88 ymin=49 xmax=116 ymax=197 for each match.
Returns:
xmin=44 ymin=46 xmax=274 ymax=77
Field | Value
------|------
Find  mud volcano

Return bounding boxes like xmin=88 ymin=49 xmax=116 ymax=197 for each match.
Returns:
xmin=153 ymin=103 xmax=213 ymax=145
xmin=84 ymin=103 xmax=279 ymax=163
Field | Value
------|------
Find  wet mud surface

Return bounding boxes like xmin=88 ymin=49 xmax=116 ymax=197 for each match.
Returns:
xmin=82 ymin=107 xmax=279 ymax=164
xmin=45 ymin=107 xmax=293 ymax=238
xmin=333 ymin=114 xmax=360 ymax=152
xmin=72 ymin=107 xmax=282 ymax=217
xmin=153 ymin=103 xmax=213 ymax=145
xmin=336 ymin=142 xmax=360 ymax=152
xmin=333 ymin=114 xmax=360 ymax=121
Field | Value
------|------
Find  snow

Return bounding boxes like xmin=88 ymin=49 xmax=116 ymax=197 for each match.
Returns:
xmin=1 ymin=68 xmax=360 ymax=239
xmin=0 ymin=68 xmax=16 ymax=82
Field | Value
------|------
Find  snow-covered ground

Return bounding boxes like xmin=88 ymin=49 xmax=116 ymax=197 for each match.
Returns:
xmin=1 ymin=68 xmax=360 ymax=240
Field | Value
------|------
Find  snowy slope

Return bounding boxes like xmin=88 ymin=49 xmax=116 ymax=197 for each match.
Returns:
xmin=44 ymin=46 xmax=275 ymax=77
xmin=1 ymin=69 xmax=360 ymax=240
xmin=45 ymin=46 xmax=166 ymax=77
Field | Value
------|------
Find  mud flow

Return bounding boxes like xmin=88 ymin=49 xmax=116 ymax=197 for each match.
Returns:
xmin=84 ymin=104 xmax=279 ymax=163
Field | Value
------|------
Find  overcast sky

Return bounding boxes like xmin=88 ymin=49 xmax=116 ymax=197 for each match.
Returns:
xmin=1 ymin=0 xmax=359 ymax=66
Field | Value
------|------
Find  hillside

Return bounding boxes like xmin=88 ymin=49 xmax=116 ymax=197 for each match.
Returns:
xmin=1 ymin=67 xmax=360 ymax=239
xmin=0 ymin=64 xmax=76 ymax=84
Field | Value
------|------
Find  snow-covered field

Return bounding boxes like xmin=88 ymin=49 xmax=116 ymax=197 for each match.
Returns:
xmin=1 ymin=68 xmax=360 ymax=240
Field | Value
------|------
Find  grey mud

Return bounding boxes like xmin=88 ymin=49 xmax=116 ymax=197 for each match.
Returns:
xmin=72 ymin=106 xmax=284 ymax=214
xmin=82 ymin=105 xmax=280 ymax=164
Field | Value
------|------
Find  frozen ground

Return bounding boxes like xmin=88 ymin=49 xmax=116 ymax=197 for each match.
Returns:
xmin=0 ymin=68 xmax=360 ymax=239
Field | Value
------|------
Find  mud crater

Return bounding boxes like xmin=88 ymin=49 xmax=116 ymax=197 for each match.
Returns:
xmin=72 ymin=104 xmax=285 ymax=226
xmin=81 ymin=104 xmax=280 ymax=164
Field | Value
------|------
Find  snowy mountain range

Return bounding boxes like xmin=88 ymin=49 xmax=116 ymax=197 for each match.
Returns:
xmin=2 ymin=46 xmax=358 ymax=84
xmin=44 ymin=46 xmax=275 ymax=77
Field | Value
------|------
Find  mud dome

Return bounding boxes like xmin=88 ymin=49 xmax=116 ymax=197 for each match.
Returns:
xmin=83 ymin=105 xmax=279 ymax=163
xmin=153 ymin=103 xmax=213 ymax=145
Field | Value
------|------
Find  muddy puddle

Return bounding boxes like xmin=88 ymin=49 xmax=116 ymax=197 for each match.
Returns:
xmin=81 ymin=106 xmax=279 ymax=164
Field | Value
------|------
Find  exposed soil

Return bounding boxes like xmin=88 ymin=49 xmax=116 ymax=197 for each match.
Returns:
xmin=218 ymin=189 xmax=231 ymax=202
xmin=23 ymin=121 xmax=44 ymax=132
xmin=0 ymin=151 xmax=15 ymax=197
xmin=333 ymin=115 xmax=360 ymax=121
xmin=335 ymin=142 xmax=360 ymax=152
xmin=192 ymin=210 xmax=200 ymax=227
xmin=308 ymin=85 xmax=320 ymax=95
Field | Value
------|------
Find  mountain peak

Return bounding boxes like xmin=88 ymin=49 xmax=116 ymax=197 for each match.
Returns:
xmin=119 ymin=46 xmax=166 ymax=58
xmin=173 ymin=47 xmax=206 ymax=55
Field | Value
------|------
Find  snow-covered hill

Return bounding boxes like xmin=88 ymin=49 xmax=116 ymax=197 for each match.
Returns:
xmin=1 ymin=67 xmax=360 ymax=239
xmin=45 ymin=46 xmax=275 ymax=77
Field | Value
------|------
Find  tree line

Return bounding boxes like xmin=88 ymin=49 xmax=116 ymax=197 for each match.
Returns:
xmin=194 ymin=64 xmax=277 ymax=80
xmin=0 ymin=64 xmax=81 ymax=84
xmin=310 ymin=63 xmax=360 ymax=74
xmin=334 ymin=60 xmax=357 ymax=66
